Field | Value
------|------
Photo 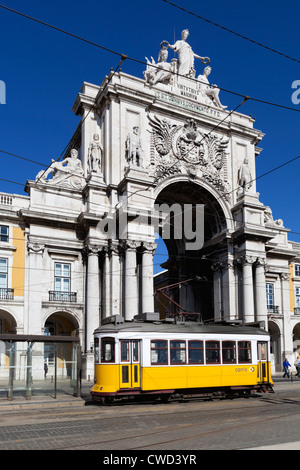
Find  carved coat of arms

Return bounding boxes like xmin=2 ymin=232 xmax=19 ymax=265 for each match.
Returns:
xmin=148 ymin=114 xmax=231 ymax=199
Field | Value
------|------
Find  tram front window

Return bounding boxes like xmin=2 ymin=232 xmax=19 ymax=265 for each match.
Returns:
xmin=94 ymin=337 xmax=100 ymax=363
xmin=101 ymin=338 xmax=115 ymax=363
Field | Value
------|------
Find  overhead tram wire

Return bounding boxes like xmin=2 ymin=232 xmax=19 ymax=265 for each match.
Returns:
xmin=161 ymin=0 xmax=300 ymax=65
xmin=1 ymin=6 xmax=300 ymax=229
xmin=2 ymin=144 xmax=300 ymax=238
xmin=1 ymin=3 xmax=300 ymax=115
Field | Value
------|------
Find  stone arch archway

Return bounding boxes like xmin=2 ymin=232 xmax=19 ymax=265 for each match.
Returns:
xmin=0 ymin=309 xmax=17 ymax=334
xmin=44 ymin=310 xmax=80 ymax=337
xmin=268 ymin=320 xmax=281 ymax=372
xmin=153 ymin=177 xmax=232 ymax=322
xmin=43 ymin=311 xmax=80 ymax=379
xmin=292 ymin=322 xmax=300 ymax=366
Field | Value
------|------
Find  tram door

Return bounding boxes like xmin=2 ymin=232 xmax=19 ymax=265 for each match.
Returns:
xmin=257 ymin=342 xmax=269 ymax=383
xmin=119 ymin=340 xmax=141 ymax=389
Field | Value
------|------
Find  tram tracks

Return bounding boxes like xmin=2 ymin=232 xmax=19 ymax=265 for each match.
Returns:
xmin=45 ymin=409 xmax=298 ymax=450
xmin=32 ymin=398 xmax=300 ymax=450
xmin=1 ymin=394 xmax=299 ymax=450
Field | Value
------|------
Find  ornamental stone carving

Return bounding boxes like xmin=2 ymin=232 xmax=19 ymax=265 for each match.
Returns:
xmin=87 ymin=134 xmax=103 ymax=175
xmin=264 ymin=206 xmax=284 ymax=227
xmin=148 ymin=113 xmax=230 ymax=197
xmin=27 ymin=242 xmax=45 ymax=254
xmin=125 ymin=126 xmax=144 ymax=167
xmin=35 ymin=149 xmax=85 ymax=190
xmin=144 ymin=47 xmax=176 ymax=87
xmin=238 ymin=157 xmax=252 ymax=191
xmin=197 ymin=66 xmax=227 ymax=109
xmin=165 ymin=29 xmax=210 ymax=78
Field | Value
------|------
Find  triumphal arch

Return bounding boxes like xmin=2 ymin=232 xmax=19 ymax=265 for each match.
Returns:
xmin=25 ymin=29 xmax=297 ymax=375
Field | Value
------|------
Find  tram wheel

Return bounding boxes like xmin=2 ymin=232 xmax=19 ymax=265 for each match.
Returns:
xmin=103 ymin=396 xmax=114 ymax=405
xmin=160 ymin=394 xmax=171 ymax=403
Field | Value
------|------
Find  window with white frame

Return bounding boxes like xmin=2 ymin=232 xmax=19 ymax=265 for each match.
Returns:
xmin=295 ymin=265 xmax=300 ymax=277
xmin=266 ymin=283 xmax=274 ymax=307
xmin=0 ymin=258 xmax=8 ymax=289
xmin=0 ymin=225 xmax=8 ymax=242
xmin=54 ymin=263 xmax=71 ymax=292
xmin=296 ymin=287 xmax=300 ymax=308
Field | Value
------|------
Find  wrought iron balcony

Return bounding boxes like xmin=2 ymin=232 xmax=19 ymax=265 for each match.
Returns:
xmin=49 ymin=291 xmax=77 ymax=302
xmin=0 ymin=288 xmax=14 ymax=300
xmin=267 ymin=305 xmax=279 ymax=314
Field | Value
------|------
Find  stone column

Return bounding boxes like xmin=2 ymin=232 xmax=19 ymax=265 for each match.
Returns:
xmin=281 ymin=272 xmax=293 ymax=359
xmin=27 ymin=242 xmax=45 ymax=335
xmin=221 ymin=259 xmax=236 ymax=321
xmin=142 ymin=242 xmax=156 ymax=314
xmin=124 ymin=241 xmax=139 ymax=321
xmin=212 ymin=262 xmax=222 ymax=322
xmin=110 ymin=242 xmax=121 ymax=317
xmin=86 ymin=246 xmax=100 ymax=351
xmin=102 ymin=246 xmax=111 ymax=319
xmin=255 ymin=257 xmax=268 ymax=327
xmin=241 ymin=256 xmax=255 ymax=323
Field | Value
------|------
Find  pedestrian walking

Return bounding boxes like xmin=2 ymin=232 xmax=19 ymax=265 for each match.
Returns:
xmin=283 ymin=358 xmax=291 ymax=378
xmin=44 ymin=362 xmax=48 ymax=379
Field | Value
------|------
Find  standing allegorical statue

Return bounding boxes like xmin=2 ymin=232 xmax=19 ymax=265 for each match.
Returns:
xmin=164 ymin=29 xmax=210 ymax=78
xmin=125 ymin=126 xmax=144 ymax=167
xmin=88 ymin=134 xmax=103 ymax=174
xmin=238 ymin=157 xmax=252 ymax=190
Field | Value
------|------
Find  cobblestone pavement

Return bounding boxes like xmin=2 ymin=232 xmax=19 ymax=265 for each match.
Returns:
xmin=0 ymin=379 xmax=300 ymax=451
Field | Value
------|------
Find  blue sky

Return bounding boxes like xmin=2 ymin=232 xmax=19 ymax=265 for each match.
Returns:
xmin=0 ymin=0 xmax=300 ymax=273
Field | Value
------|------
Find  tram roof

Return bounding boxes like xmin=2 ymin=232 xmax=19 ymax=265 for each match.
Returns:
xmin=94 ymin=320 xmax=269 ymax=336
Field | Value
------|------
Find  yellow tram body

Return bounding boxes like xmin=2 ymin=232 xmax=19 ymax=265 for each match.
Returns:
xmin=91 ymin=320 xmax=273 ymax=402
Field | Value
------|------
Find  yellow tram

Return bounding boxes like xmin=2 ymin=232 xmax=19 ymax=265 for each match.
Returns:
xmin=91 ymin=319 xmax=273 ymax=403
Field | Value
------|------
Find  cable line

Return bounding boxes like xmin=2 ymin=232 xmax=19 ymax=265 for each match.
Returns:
xmin=1 ymin=3 xmax=300 ymax=115
xmin=161 ymin=0 xmax=300 ymax=64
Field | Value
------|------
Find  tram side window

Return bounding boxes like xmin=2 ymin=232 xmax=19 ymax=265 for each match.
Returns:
xmin=222 ymin=341 xmax=236 ymax=364
xmin=101 ymin=338 xmax=115 ymax=363
xmin=206 ymin=341 xmax=220 ymax=363
xmin=151 ymin=340 xmax=168 ymax=364
xmin=238 ymin=341 xmax=251 ymax=363
xmin=188 ymin=341 xmax=204 ymax=364
xmin=170 ymin=340 xmax=186 ymax=364
xmin=94 ymin=337 xmax=100 ymax=364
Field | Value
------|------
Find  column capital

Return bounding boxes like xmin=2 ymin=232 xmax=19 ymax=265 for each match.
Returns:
xmin=255 ymin=256 xmax=267 ymax=266
xmin=87 ymin=245 xmax=100 ymax=256
xmin=280 ymin=272 xmax=290 ymax=281
xmin=237 ymin=255 xmax=255 ymax=266
xmin=107 ymin=240 xmax=120 ymax=255
xmin=27 ymin=242 xmax=45 ymax=254
xmin=211 ymin=262 xmax=221 ymax=272
xmin=122 ymin=240 xmax=141 ymax=251
xmin=142 ymin=241 xmax=157 ymax=254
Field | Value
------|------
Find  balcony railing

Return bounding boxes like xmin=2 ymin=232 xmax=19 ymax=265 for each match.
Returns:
xmin=294 ymin=307 xmax=300 ymax=315
xmin=0 ymin=288 xmax=14 ymax=300
xmin=49 ymin=291 xmax=77 ymax=302
xmin=267 ymin=305 xmax=279 ymax=314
